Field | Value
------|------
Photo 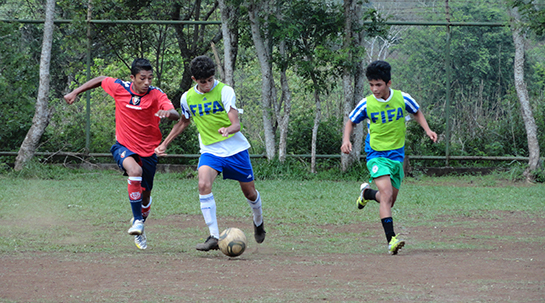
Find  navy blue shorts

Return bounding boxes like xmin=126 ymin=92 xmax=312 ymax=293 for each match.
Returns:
xmin=198 ymin=150 xmax=254 ymax=182
xmin=110 ymin=142 xmax=157 ymax=191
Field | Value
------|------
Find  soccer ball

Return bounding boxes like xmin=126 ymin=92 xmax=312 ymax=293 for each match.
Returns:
xmin=218 ymin=227 xmax=247 ymax=257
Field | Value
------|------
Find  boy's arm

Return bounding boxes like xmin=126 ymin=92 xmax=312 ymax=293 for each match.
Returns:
xmin=218 ymin=107 xmax=241 ymax=137
xmin=64 ymin=76 xmax=107 ymax=104
xmin=155 ymin=115 xmax=191 ymax=156
xmin=341 ymin=120 xmax=357 ymax=154
xmin=155 ymin=109 xmax=181 ymax=121
xmin=412 ymin=110 xmax=438 ymax=142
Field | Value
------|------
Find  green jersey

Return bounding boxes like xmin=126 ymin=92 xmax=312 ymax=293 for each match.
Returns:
xmin=185 ymin=81 xmax=234 ymax=146
xmin=366 ymin=89 xmax=408 ymax=151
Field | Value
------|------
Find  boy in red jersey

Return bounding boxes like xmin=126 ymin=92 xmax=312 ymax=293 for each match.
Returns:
xmin=64 ymin=58 xmax=180 ymax=250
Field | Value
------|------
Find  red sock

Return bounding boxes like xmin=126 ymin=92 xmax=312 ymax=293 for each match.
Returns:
xmin=128 ymin=179 xmax=143 ymax=203
xmin=128 ymin=178 xmax=143 ymax=221
xmin=142 ymin=196 xmax=152 ymax=219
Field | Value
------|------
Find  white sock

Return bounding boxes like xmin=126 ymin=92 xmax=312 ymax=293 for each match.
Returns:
xmin=200 ymin=193 xmax=219 ymax=239
xmin=247 ymin=190 xmax=263 ymax=226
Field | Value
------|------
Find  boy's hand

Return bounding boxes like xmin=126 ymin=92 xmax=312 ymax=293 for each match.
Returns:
xmin=427 ymin=130 xmax=438 ymax=143
xmin=155 ymin=110 xmax=171 ymax=119
xmin=155 ymin=144 xmax=168 ymax=157
xmin=64 ymin=92 xmax=77 ymax=104
xmin=341 ymin=141 xmax=352 ymax=154
xmin=218 ymin=127 xmax=230 ymax=137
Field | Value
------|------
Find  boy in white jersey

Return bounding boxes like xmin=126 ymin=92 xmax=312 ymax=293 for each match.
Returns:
xmin=341 ymin=60 xmax=437 ymax=255
xmin=155 ymin=55 xmax=265 ymax=251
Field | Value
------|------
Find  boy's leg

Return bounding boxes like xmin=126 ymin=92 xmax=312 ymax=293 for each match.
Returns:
xmin=240 ymin=181 xmax=266 ymax=243
xmin=123 ymin=156 xmax=145 ymax=236
xmin=222 ymin=150 xmax=266 ymax=244
xmin=357 ymin=183 xmax=379 ymax=209
xmin=111 ymin=143 xmax=145 ymax=236
xmin=366 ymin=157 xmax=405 ymax=254
xmin=139 ymin=155 xmax=157 ymax=222
xmin=374 ymin=175 xmax=397 ymax=220
xmin=130 ymin=156 xmax=156 ymax=250
xmin=141 ymin=193 xmax=152 ymax=220
xmin=196 ymin=165 xmax=220 ymax=251
xmin=374 ymin=176 xmax=404 ymax=254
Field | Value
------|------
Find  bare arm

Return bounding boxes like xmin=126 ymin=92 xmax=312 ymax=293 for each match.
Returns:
xmin=155 ymin=115 xmax=191 ymax=156
xmin=63 ymin=76 xmax=107 ymax=104
xmin=155 ymin=108 xmax=181 ymax=121
xmin=412 ymin=110 xmax=437 ymax=142
xmin=218 ymin=107 xmax=241 ymax=137
xmin=341 ymin=120 xmax=356 ymax=154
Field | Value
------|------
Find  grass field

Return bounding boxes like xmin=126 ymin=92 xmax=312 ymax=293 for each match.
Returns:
xmin=0 ymin=167 xmax=544 ymax=302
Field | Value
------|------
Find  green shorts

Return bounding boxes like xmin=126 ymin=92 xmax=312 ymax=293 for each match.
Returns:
xmin=366 ymin=157 xmax=404 ymax=189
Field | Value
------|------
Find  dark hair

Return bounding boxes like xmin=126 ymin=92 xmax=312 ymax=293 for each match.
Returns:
xmin=365 ymin=60 xmax=391 ymax=83
xmin=131 ymin=58 xmax=153 ymax=76
xmin=190 ymin=55 xmax=216 ymax=80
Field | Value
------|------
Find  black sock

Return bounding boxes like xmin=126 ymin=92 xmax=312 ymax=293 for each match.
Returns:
xmin=363 ymin=188 xmax=378 ymax=201
xmin=381 ymin=217 xmax=395 ymax=243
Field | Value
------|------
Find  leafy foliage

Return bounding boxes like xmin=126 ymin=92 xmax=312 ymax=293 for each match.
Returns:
xmin=388 ymin=1 xmax=542 ymax=158
xmin=0 ymin=0 xmax=543 ymax=172
xmin=512 ymin=0 xmax=545 ymax=36
xmin=0 ymin=23 xmax=40 ymax=151
xmin=287 ymin=107 xmax=343 ymax=155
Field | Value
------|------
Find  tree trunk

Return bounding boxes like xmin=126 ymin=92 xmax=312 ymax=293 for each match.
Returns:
xmin=311 ymin=79 xmax=322 ymax=174
xmin=14 ymin=0 xmax=56 ymax=171
xmin=247 ymin=1 xmax=276 ymax=160
xmin=218 ymin=0 xmax=239 ymax=87
xmin=276 ymin=39 xmax=291 ymax=163
xmin=510 ymin=8 xmax=541 ymax=182
xmin=341 ymin=0 xmax=365 ymax=171
xmin=353 ymin=6 xmax=366 ymax=165
xmin=341 ymin=71 xmax=357 ymax=171
xmin=170 ymin=1 xmax=223 ymax=102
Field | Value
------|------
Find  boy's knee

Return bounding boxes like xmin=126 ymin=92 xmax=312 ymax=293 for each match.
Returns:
xmin=244 ymin=190 xmax=258 ymax=201
xmin=198 ymin=180 xmax=213 ymax=194
xmin=125 ymin=166 xmax=142 ymax=177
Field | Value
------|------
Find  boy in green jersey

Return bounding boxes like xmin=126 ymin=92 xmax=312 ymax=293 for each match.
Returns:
xmin=341 ymin=60 xmax=437 ymax=255
xmin=156 ymin=56 xmax=265 ymax=251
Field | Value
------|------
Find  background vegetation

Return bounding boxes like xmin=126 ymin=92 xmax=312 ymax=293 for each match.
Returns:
xmin=0 ymin=0 xmax=543 ymax=176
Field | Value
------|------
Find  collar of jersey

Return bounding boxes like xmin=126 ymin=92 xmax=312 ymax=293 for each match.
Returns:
xmin=193 ymin=80 xmax=218 ymax=95
xmin=375 ymin=88 xmax=394 ymax=102
xmin=130 ymin=83 xmax=150 ymax=96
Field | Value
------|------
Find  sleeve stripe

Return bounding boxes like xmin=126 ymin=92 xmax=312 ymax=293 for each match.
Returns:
xmin=402 ymin=92 xmax=419 ymax=113
xmin=349 ymin=99 xmax=367 ymax=122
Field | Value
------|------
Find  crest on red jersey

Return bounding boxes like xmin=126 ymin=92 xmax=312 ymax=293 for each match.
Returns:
xmin=130 ymin=95 xmax=141 ymax=106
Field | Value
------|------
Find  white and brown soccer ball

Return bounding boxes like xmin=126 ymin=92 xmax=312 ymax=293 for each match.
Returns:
xmin=218 ymin=227 xmax=247 ymax=257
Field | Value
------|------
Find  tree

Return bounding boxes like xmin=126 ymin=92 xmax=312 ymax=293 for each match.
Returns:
xmin=246 ymin=0 xmax=277 ymax=160
xmin=512 ymin=0 xmax=545 ymax=35
xmin=268 ymin=0 xmax=295 ymax=163
xmin=282 ymin=0 xmax=344 ymax=173
xmin=509 ymin=2 xmax=542 ymax=182
xmin=169 ymin=0 xmax=223 ymax=101
xmin=0 ymin=22 xmax=39 ymax=152
xmin=14 ymin=0 xmax=56 ymax=170
xmin=218 ymin=0 xmax=240 ymax=87
xmin=387 ymin=1 xmax=517 ymax=158
xmin=340 ymin=0 xmax=372 ymax=171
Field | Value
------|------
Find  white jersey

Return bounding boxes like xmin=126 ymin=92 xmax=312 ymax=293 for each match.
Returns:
xmin=180 ymin=80 xmax=250 ymax=157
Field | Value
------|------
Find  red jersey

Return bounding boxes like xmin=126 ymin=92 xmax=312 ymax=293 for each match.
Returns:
xmin=102 ymin=77 xmax=175 ymax=157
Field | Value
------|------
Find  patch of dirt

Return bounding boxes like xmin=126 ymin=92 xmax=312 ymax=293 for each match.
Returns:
xmin=1 ymin=214 xmax=543 ymax=302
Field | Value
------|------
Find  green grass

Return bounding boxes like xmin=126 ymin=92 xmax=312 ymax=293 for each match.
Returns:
xmin=1 ymin=166 xmax=544 ymax=302
xmin=0 ymin=166 xmax=544 ymax=256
